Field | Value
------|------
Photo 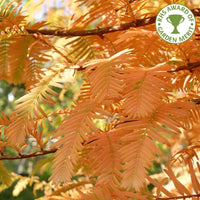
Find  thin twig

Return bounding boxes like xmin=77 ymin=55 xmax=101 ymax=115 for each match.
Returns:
xmin=76 ymin=60 xmax=200 ymax=72
xmin=0 ymin=149 xmax=58 ymax=160
xmin=26 ymin=9 xmax=200 ymax=37
xmin=169 ymin=61 xmax=200 ymax=72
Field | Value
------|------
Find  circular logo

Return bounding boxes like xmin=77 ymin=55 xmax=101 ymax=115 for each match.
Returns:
xmin=156 ymin=4 xmax=196 ymax=44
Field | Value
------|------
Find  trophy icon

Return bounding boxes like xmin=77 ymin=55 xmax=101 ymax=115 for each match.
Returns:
xmin=166 ymin=14 xmax=185 ymax=34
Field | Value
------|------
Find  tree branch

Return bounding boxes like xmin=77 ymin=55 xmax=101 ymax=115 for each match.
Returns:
xmin=77 ymin=60 xmax=200 ymax=72
xmin=0 ymin=149 xmax=58 ymax=160
xmin=26 ymin=8 xmax=200 ymax=37
xmin=169 ymin=61 xmax=200 ymax=72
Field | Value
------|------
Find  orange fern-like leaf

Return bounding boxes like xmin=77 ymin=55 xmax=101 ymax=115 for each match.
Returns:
xmin=50 ymin=100 xmax=109 ymax=184
xmin=6 ymin=67 xmax=66 ymax=145
xmin=84 ymin=49 xmax=133 ymax=102
xmin=86 ymin=130 xmax=122 ymax=184
xmin=119 ymin=129 xmax=159 ymax=191
xmin=122 ymin=68 xmax=170 ymax=119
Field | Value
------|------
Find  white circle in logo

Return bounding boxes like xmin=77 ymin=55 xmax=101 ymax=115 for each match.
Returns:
xmin=156 ymin=4 xmax=196 ymax=44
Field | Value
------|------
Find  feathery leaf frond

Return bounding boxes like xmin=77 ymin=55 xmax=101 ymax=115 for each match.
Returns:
xmin=84 ymin=49 xmax=133 ymax=102
xmin=50 ymin=100 xmax=109 ymax=184
xmin=87 ymin=131 xmax=122 ymax=184
xmin=6 ymin=67 xmax=67 ymax=145
xmin=122 ymin=68 xmax=170 ymax=118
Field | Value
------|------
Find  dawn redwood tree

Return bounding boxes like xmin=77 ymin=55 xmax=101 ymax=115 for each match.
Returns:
xmin=0 ymin=0 xmax=200 ymax=199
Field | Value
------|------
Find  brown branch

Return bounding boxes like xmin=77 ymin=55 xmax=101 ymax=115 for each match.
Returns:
xmin=0 ymin=149 xmax=58 ymax=160
xmin=26 ymin=20 xmax=137 ymax=37
xmin=190 ymin=98 xmax=200 ymax=104
xmin=169 ymin=61 xmax=200 ymax=72
xmin=0 ymin=139 xmax=99 ymax=160
xmin=77 ymin=60 xmax=200 ymax=72
xmin=156 ymin=194 xmax=200 ymax=200
xmin=26 ymin=8 xmax=200 ymax=37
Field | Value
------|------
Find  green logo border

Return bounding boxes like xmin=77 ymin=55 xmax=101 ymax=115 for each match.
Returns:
xmin=156 ymin=4 xmax=196 ymax=44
